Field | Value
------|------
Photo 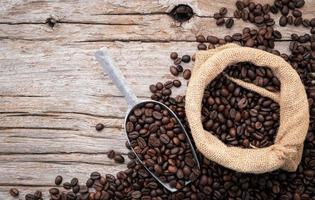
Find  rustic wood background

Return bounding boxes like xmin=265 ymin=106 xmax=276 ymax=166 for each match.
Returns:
xmin=0 ymin=0 xmax=314 ymax=199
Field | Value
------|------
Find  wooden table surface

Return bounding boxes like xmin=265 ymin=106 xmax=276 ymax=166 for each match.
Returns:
xmin=0 ymin=0 xmax=314 ymax=199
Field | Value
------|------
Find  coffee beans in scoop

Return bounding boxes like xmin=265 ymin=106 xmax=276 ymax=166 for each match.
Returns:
xmin=126 ymin=102 xmax=200 ymax=189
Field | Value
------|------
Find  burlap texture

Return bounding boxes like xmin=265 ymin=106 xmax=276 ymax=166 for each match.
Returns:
xmin=186 ymin=44 xmax=309 ymax=173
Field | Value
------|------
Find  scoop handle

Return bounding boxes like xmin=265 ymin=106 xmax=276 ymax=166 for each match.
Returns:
xmin=95 ymin=48 xmax=138 ymax=107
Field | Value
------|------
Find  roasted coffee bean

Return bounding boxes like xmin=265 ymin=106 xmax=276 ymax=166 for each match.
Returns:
xmin=114 ymin=154 xmax=125 ymax=163
xmin=86 ymin=178 xmax=94 ymax=188
xmin=9 ymin=188 xmax=19 ymax=197
xmin=55 ymin=175 xmax=63 ymax=185
xmin=225 ymin=18 xmax=234 ymax=28
xmin=49 ymin=188 xmax=59 ymax=195
xmin=173 ymin=80 xmax=181 ymax=87
xmin=63 ymin=182 xmax=72 ymax=190
xmin=90 ymin=172 xmax=101 ymax=180
xmin=71 ymin=177 xmax=78 ymax=186
xmin=181 ymin=55 xmax=191 ymax=63
xmin=216 ymin=18 xmax=225 ymax=26
xmin=95 ymin=123 xmax=105 ymax=131
xmin=25 ymin=194 xmax=35 ymax=200
xmin=183 ymin=69 xmax=191 ymax=80
xmin=219 ymin=7 xmax=227 ymax=16
xmin=72 ymin=184 xmax=80 ymax=193
xmin=207 ymin=35 xmax=219 ymax=44
xmin=34 ymin=190 xmax=42 ymax=199
xmin=196 ymin=35 xmax=206 ymax=43
xmin=279 ymin=15 xmax=288 ymax=26
xmin=170 ymin=52 xmax=178 ymax=60
xmin=198 ymin=43 xmax=207 ymax=50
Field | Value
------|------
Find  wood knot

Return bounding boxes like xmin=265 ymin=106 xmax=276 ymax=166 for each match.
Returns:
xmin=46 ymin=17 xmax=57 ymax=28
xmin=169 ymin=4 xmax=194 ymax=23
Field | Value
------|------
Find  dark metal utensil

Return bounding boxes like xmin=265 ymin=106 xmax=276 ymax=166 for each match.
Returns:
xmin=95 ymin=48 xmax=200 ymax=192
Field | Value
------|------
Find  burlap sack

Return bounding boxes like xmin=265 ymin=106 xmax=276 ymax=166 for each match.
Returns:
xmin=185 ymin=44 xmax=310 ymax=173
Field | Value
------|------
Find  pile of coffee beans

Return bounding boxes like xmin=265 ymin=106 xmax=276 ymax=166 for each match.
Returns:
xmin=10 ymin=0 xmax=315 ymax=199
xmin=126 ymin=102 xmax=199 ymax=189
xmin=202 ymin=73 xmax=280 ymax=148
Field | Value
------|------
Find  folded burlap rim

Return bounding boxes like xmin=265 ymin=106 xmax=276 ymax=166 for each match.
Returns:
xmin=185 ymin=44 xmax=309 ymax=173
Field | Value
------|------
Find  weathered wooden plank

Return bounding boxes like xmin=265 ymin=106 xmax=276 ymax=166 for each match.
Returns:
xmin=0 ymin=0 xmax=314 ymax=22
xmin=0 ymin=154 xmax=129 ymax=186
xmin=0 ymin=15 xmax=313 ymax=43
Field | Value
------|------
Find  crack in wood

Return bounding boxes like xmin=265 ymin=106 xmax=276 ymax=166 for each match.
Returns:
xmin=43 ymin=111 xmax=124 ymax=119
xmin=0 ymin=127 xmax=79 ymax=131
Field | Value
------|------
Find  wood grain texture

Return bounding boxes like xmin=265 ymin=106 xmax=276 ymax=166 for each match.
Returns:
xmin=0 ymin=0 xmax=314 ymax=199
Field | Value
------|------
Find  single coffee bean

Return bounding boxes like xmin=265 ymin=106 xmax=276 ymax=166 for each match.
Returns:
xmin=34 ymin=190 xmax=42 ymax=199
xmin=9 ymin=188 xmax=19 ymax=197
xmin=114 ymin=154 xmax=125 ymax=163
xmin=173 ymin=80 xmax=181 ymax=87
xmin=49 ymin=188 xmax=59 ymax=195
xmin=183 ymin=69 xmax=191 ymax=80
xmin=174 ymin=57 xmax=182 ymax=65
xmin=292 ymin=9 xmax=302 ymax=17
xmin=63 ymin=182 xmax=72 ymax=190
xmin=170 ymin=52 xmax=178 ymax=60
xmin=25 ymin=194 xmax=35 ymax=200
xmin=198 ymin=43 xmax=207 ymax=50
xmin=170 ymin=66 xmax=179 ymax=76
xmin=71 ymin=177 xmax=79 ymax=186
xmin=86 ymin=178 xmax=94 ymax=187
xmin=181 ymin=55 xmax=191 ymax=63
xmin=207 ymin=35 xmax=219 ymax=44
xmin=225 ymin=18 xmax=234 ymax=28
xmin=279 ymin=16 xmax=288 ymax=26
xmin=216 ymin=18 xmax=225 ymax=26
xmin=95 ymin=123 xmax=105 ymax=131
xmin=196 ymin=35 xmax=206 ymax=43
xmin=90 ymin=172 xmax=101 ymax=180
xmin=55 ymin=175 xmax=63 ymax=185
xmin=219 ymin=7 xmax=227 ymax=16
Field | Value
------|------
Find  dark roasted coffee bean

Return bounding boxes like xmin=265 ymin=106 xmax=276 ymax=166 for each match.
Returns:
xmin=72 ymin=184 xmax=80 ymax=193
xmin=173 ymin=80 xmax=181 ymax=88
xmin=292 ymin=9 xmax=302 ymax=17
xmin=55 ymin=175 xmax=63 ymax=185
xmin=9 ymin=188 xmax=19 ymax=197
xmin=198 ymin=43 xmax=207 ymax=50
xmin=95 ymin=123 xmax=104 ymax=131
xmin=34 ymin=190 xmax=42 ymax=199
xmin=181 ymin=55 xmax=191 ymax=63
xmin=207 ymin=35 xmax=219 ymax=44
xmin=63 ymin=182 xmax=72 ymax=190
xmin=279 ymin=16 xmax=287 ymax=26
xmin=114 ymin=154 xmax=125 ymax=163
xmin=183 ymin=69 xmax=191 ymax=80
xmin=86 ymin=178 xmax=94 ymax=188
xmin=170 ymin=52 xmax=178 ymax=60
xmin=216 ymin=18 xmax=225 ymax=26
xmin=71 ymin=177 xmax=78 ymax=186
xmin=49 ymin=188 xmax=59 ymax=195
xmin=25 ymin=194 xmax=35 ymax=200
xmin=219 ymin=7 xmax=227 ymax=16
xmin=196 ymin=35 xmax=206 ymax=43
xmin=90 ymin=172 xmax=101 ymax=180
xmin=225 ymin=18 xmax=234 ymax=28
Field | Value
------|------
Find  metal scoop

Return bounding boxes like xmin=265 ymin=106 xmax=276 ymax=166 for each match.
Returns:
xmin=95 ymin=48 xmax=200 ymax=192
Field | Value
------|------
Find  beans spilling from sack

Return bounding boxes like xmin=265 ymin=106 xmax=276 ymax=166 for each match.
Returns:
xmin=11 ymin=0 xmax=315 ymax=199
